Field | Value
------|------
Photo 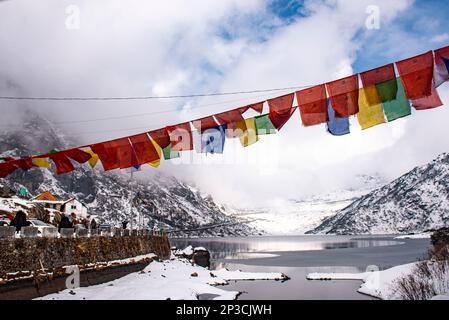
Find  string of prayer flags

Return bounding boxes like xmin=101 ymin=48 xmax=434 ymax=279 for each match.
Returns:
xmin=396 ymin=51 xmax=434 ymax=100
xmin=411 ymin=84 xmax=443 ymax=110
xmin=166 ymin=122 xmax=193 ymax=151
xmin=129 ymin=133 xmax=160 ymax=164
xmin=434 ymin=46 xmax=449 ymax=87
xmin=357 ymin=86 xmax=386 ymax=130
xmin=255 ymin=114 xmax=277 ymax=135
xmin=381 ymin=78 xmax=411 ymax=122
xmin=296 ymin=84 xmax=328 ymax=126
xmin=84 ymin=150 xmax=99 ymax=168
xmin=327 ymin=99 xmax=350 ymax=136
xmin=201 ymin=125 xmax=227 ymax=154
xmin=267 ymin=93 xmax=295 ymax=130
xmin=239 ymin=118 xmax=259 ymax=147
xmin=326 ymin=75 xmax=359 ymax=117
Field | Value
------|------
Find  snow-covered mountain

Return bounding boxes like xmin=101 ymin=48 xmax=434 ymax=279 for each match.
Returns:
xmin=312 ymin=153 xmax=449 ymax=235
xmin=0 ymin=112 xmax=257 ymax=237
xmin=226 ymin=175 xmax=386 ymax=235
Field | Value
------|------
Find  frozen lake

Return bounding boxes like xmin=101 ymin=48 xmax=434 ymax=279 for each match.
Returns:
xmin=171 ymin=235 xmax=431 ymax=300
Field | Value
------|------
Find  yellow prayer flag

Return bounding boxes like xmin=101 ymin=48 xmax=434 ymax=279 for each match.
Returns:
xmin=357 ymin=86 xmax=386 ymax=130
xmin=148 ymin=137 xmax=162 ymax=168
xmin=84 ymin=149 xmax=99 ymax=168
xmin=32 ymin=156 xmax=50 ymax=168
xmin=239 ymin=118 xmax=259 ymax=147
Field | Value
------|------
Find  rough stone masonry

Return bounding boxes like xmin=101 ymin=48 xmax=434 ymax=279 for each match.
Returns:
xmin=0 ymin=235 xmax=171 ymax=276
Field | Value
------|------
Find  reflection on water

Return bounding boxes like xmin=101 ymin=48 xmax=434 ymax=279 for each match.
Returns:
xmin=171 ymin=235 xmax=401 ymax=263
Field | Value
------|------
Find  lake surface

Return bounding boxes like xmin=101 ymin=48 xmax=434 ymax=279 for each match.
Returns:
xmin=171 ymin=235 xmax=431 ymax=300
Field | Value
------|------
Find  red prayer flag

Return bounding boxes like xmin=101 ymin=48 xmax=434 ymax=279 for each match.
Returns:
xmin=267 ymin=93 xmax=294 ymax=113
xmin=129 ymin=133 xmax=160 ymax=164
xmin=214 ymin=108 xmax=247 ymax=138
xmin=360 ymin=64 xmax=396 ymax=87
xmin=326 ymin=75 xmax=359 ymax=117
xmin=49 ymin=153 xmax=75 ymax=175
xmin=411 ymin=84 xmax=443 ymax=110
xmin=64 ymin=148 xmax=92 ymax=164
xmin=296 ymin=84 xmax=328 ymax=126
xmin=269 ymin=107 xmax=297 ymax=131
xmin=191 ymin=116 xmax=218 ymax=131
xmin=91 ymin=138 xmax=136 ymax=171
xmin=0 ymin=161 xmax=18 ymax=178
xmin=149 ymin=128 xmax=170 ymax=149
xmin=246 ymin=101 xmax=264 ymax=114
xmin=396 ymin=51 xmax=434 ymax=100
xmin=166 ymin=122 xmax=193 ymax=151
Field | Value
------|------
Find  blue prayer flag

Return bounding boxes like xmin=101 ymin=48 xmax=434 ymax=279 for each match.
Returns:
xmin=327 ymin=99 xmax=350 ymax=136
xmin=201 ymin=124 xmax=227 ymax=154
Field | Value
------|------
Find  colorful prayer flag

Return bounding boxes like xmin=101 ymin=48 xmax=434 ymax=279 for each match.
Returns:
xmin=48 ymin=153 xmax=75 ymax=175
xmin=239 ymin=118 xmax=259 ymax=147
xmin=434 ymin=46 xmax=449 ymax=87
xmin=360 ymin=63 xmax=396 ymax=88
xmin=201 ymin=125 xmax=227 ymax=154
xmin=162 ymin=144 xmax=180 ymax=160
xmin=191 ymin=116 xmax=219 ymax=132
xmin=411 ymin=84 xmax=443 ymax=110
xmin=166 ymin=122 xmax=193 ymax=151
xmin=32 ymin=156 xmax=50 ymax=168
xmin=255 ymin=114 xmax=277 ymax=135
xmin=267 ymin=93 xmax=295 ymax=130
xmin=84 ymin=150 xmax=99 ymax=168
xmin=357 ymin=86 xmax=386 ymax=130
xmin=327 ymin=99 xmax=350 ymax=136
xmin=149 ymin=128 xmax=171 ymax=149
xmin=396 ymin=51 xmax=434 ymax=100
xmin=64 ymin=148 xmax=92 ymax=164
xmin=147 ymin=137 xmax=162 ymax=168
xmin=381 ymin=78 xmax=411 ymax=122
xmin=296 ymin=84 xmax=328 ymax=126
xmin=326 ymin=75 xmax=359 ymax=117
xmin=129 ymin=133 xmax=160 ymax=164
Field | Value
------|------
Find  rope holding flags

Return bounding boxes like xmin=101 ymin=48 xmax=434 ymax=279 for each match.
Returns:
xmin=1 ymin=45 xmax=449 ymax=179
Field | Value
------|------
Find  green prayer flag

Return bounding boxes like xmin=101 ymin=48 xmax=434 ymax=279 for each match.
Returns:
xmin=162 ymin=144 xmax=180 ymax=160
xmin=255 ymin=114 xmax=277 ymax=135
xmin=380 ymin=78 xmax=411 ymax=122
xmin=376 ymin=78 xmax=398 ymax=103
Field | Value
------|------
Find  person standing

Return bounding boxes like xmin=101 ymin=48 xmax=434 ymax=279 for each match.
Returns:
xmin=10 ymin=210 xmax=30 ymax=232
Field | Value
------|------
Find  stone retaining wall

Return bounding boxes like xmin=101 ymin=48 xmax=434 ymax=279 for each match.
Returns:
xmin=0 ymin=235 xmax=171 ymax=276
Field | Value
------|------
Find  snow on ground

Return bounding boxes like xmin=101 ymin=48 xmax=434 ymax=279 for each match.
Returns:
xmin=394 ymin=233 xmax=432 ymax=239
xmin=37 ymin=258 xmax=287 ymax=300
xmin=307 ymin=263 xmax=417 ymax=300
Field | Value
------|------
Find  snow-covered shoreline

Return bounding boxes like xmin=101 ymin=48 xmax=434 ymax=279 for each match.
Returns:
xmin=307 ymin=262 xmax=449 ymax=300
xmin=37 ymin=256 xmax=288 ymax=300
